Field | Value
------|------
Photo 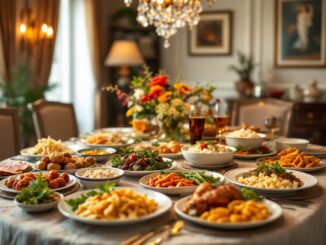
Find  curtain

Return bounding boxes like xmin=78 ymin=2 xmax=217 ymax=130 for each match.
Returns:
xmin=0 ymin=0 xmax=59 ymax=86
xmin=84 ymin=0 xmax=108 ymax=129
xmin=0 ymin=0 xmax=17 ymax=82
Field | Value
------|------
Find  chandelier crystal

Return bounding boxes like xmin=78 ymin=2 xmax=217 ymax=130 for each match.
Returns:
xmin=124 ymin=0 xmax=216 ymax=48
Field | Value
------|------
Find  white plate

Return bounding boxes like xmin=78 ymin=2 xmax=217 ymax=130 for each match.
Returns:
xmin=20 ymin=147 xmax=74 ymax=160
xmin=82 ymin=138 xmax=135 ymax=149
xmin=225 ymin=167 xmax=318 ymax=195
xmin=139 ymin=170 xmax=224 ymax=195
xmin=106 ymin=158 xmax=177 ymax=177
xmin=234 ymin=150 xmax=277 ymax=160
xmin=184 ymin=161 xmax=234 ymax=170
xmin=175 ymin=196 xmax=282 ymax=229
xmin=58 ymin=187 xmax=172 ymax=225
xmin=283 ymin=159 xmax=326 ymax=173
xmin=0 ymin=173 xmax=77 ymax=194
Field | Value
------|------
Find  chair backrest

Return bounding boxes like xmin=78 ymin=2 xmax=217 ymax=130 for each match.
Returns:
xmin=30 ymin=99 xmax=79 ymax=140
xmin=0 ymin=108 xmax=21 ymax=160
xmin=232 ymin=99 xmax=294 ymax=136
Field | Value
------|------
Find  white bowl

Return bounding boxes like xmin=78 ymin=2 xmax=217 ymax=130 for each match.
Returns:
xmin=181 ymin=146 xmax=236 ymax=166
xmin=275 ymin=138 xmax=309 ymax=151
xmin=75 ymin=167 xmax=124 ymax=189
xmin=76 ymin=147 xmax=117 ymax=162
xmin=14 ymin=192 xmax=63 ymax=213
xmin=225 ymin=133 xmax=266 ymax=148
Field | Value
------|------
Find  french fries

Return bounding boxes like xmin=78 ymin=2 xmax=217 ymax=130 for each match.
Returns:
xmin=75 ymin=189 xmax=157 ymax=220
xmin=147 ymin=173 xmax=195 ymax=188
xmin=277 ymin=147 xmax=320 ymax=168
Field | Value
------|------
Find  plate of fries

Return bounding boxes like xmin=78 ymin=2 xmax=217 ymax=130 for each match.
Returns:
xmin=58 ymin=187 xmax=172 ymax=225
xmin=257 ymin=147 xmax=325 ymax=172
xmin=81 ymin=132 xmax=134 ymax=148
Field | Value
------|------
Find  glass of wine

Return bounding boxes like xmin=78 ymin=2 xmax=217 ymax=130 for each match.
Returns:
xmin=214 ymin=101 xmax=230 ymax=136
xmin=264 ymin=116 xmax=281 ymax=138
xmin=189 ymin=105 xmax=206 ymax=145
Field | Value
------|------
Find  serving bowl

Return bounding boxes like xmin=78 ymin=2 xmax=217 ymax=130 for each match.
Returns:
xmin=76 ymin=147 xmax=117 ymax=162
xmin=225 ymin=133 xmax=266 ymax=148
xmin=275 ymin=138 xmax=309 ymax=151
xmin=181 ymin=146 xmax=236 ymax=166
xmin=75 ymin=167 xmax=124 ymax=189
xmin=14 ymin=192 xmax=63 ymax=213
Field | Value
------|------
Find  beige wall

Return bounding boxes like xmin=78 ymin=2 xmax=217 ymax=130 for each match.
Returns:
xmin=161 ymin=0 xmax=326 ymax=98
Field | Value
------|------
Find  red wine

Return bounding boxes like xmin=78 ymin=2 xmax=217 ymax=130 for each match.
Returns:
xmin=189 ymin=117 xmax=205 ymax=144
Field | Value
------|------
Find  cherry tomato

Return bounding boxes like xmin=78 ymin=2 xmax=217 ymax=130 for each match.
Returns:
xmin=60 ymin=172 xmax=69 ymax=183
xmin=48 ymin=170 xmax=59 ymax=179
xmin=200 ymin=143 xmax=208 ymax=149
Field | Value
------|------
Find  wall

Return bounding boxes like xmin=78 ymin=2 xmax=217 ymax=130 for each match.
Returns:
xmin=161 ymin=0 xmax=326 ymax=99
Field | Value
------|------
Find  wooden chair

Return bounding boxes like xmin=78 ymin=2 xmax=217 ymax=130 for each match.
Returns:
xmin=230 ymin=99 xmax=294 ymax=136
xmin=0 ymin=108 xmax=22 ymax=160
xmin=30 ymin=99 xmax=79 ymax=140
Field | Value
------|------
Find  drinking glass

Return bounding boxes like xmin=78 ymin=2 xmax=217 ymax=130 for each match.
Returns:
xmin=264 ymin=116 xmax=281 ymax=137
xmin=189 ymin=105 xmax=206 ymax=144
xmin=213 ymin=101 xmax=230 ymax=136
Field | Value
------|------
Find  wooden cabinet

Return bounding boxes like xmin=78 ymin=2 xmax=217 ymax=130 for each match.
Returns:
xmin=226 ymin=98 xmax=326 ymax=145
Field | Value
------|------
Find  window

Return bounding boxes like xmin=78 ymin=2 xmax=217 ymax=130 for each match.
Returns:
xmin=48 ymin=0 xmax=95 ymax=133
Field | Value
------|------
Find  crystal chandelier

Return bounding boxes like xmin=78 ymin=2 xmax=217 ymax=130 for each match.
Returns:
xmin=124 ymin=0 xmax=216 ymax=48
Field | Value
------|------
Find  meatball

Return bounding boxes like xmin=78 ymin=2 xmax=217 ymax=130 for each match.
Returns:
xmin=35 ymin=160 xmax=47 ymax=170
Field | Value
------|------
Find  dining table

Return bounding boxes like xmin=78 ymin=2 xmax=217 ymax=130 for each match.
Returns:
xmin=0 ymin=139 xmax=325 ymax=245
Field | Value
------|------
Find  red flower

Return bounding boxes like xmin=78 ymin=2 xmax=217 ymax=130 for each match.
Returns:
xmin=141 ymin=85 xmax=163 ymax=102
xmin=148 ymin=75 xmax=168 ymax=87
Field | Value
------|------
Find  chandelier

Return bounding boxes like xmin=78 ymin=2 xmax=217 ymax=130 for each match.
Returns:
xmin=124 ymin=0 xmax=216 ymax=48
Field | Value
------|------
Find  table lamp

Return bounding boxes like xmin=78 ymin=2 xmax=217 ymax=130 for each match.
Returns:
xmin=105 ymin=40 xmax=144 ymax=86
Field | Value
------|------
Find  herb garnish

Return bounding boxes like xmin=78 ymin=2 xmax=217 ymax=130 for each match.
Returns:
xmin=65 ymin=182 xmax=115 ymax=211
xmin=240 ymin=188 xmax=263 ymax=201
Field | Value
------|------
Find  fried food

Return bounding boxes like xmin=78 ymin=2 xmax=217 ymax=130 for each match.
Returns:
xmin=75 ymin=189 xmax=157 ymax=220
xmin=83 ymin=132 xmax=128 ymax=145
xmin=276 ymin=147 xmax=320 ymax=168
xmin=28 ymin=137 xmax=71 ymax=155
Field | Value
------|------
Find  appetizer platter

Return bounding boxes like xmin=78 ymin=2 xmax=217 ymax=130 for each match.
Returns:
xmin=257 ymin=147 xmax=325 ymax=173
xmin=81 ymin=132 xmax=134 ymax=148
xmin=106 ymin=149 xmax=177 ymax=177
xmin=234 ymin=145 xmax=277 ymax=159
xmin=0 ymin=161 xmax=33 ymax=179
xmin=225 ymin=163 xmax=318 ymax=195
xmin=14 ymin=176 xmax=63 ymax=212
xmin=182 ymin=140 xmax=235 ymax=167
xmin=75 ymin=167 xmax=124 ymax=188
xmin=20 ymin=137 xmax=72 ymax=159
xmin=0 ymin=170 xmax=77 ymax=194
xmin=175 ymin=184 xmax=282 ymax=229
xmin=139 ymin=170 xmax=224 ymax=195
xmin=34 ymin=152 xmax=96 ymax=174
xmin=225 ymin=128 xmax=266 ymax=148
xmin=58 ymin=184 xmax=172 ymax=225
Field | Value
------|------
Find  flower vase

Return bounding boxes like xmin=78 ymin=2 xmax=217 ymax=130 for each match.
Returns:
xmin=159 ymin=120 xmax=185 ymax=142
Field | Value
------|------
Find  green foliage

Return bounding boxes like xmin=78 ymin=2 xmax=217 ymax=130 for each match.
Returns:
xmin=0 ymin=66 xmax=56 ymax=145
xmin=66 ymin=182 xmax=115 ymax=211
xmin=240 ymin=188 xmax=263 ymax=201
xmin=229 ymin=51 xmax=257 ymax=81
xmin=15 ymin=175 xmax=53 ymax=205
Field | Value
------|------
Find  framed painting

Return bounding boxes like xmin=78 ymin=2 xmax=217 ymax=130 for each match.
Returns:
xmin=188 ymin=11 xmax=233 ymax=56
xmin=275 ymin=0 xmax=326 ymax=68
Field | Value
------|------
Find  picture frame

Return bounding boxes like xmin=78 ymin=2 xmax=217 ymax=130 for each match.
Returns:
xmin=275 ymin=0 xmax=326 ymax=68
xmin=188 ymin=11 xmax=233 ymax=56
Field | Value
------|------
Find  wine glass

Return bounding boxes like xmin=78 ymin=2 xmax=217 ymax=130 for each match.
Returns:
xmin=264 ymin=116 xmax=281 ymax=137
xmin=213 ymin=101 xmax=230 ymax=136
xmin=189 ymin=105 xmax=206 ymax=144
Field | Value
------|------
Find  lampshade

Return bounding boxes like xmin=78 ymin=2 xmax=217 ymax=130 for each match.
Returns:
xmin=105 ymin=40 xmax=144 ymax=66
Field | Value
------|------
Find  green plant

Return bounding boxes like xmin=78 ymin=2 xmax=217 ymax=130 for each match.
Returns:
xmin=229 ymin=51 xmax=257 ymax=81
xmin=0 ymin=66 xmax=56 ymax=146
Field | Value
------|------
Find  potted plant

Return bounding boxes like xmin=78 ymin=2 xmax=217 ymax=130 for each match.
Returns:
xmin=229 ymin=51 xmax=257 ymax=97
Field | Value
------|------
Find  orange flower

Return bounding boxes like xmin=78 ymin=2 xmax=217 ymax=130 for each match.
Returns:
xmin=141 ymin=85 xmax=163 ymax=102
xmin=203 ymin=90 xmax=212 ymax=102
xmin=174 ymin=83 xmax=192 ymax=95
xmin=158 ymin=91 xmax=172 ymax=103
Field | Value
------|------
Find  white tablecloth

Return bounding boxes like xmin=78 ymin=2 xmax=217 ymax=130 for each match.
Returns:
xmin=0 ymin=160 xmax=325 ymax=245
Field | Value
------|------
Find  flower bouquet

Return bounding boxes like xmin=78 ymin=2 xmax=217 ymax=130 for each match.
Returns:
xmin=105 ymin=67 xmax=216 ymax=141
